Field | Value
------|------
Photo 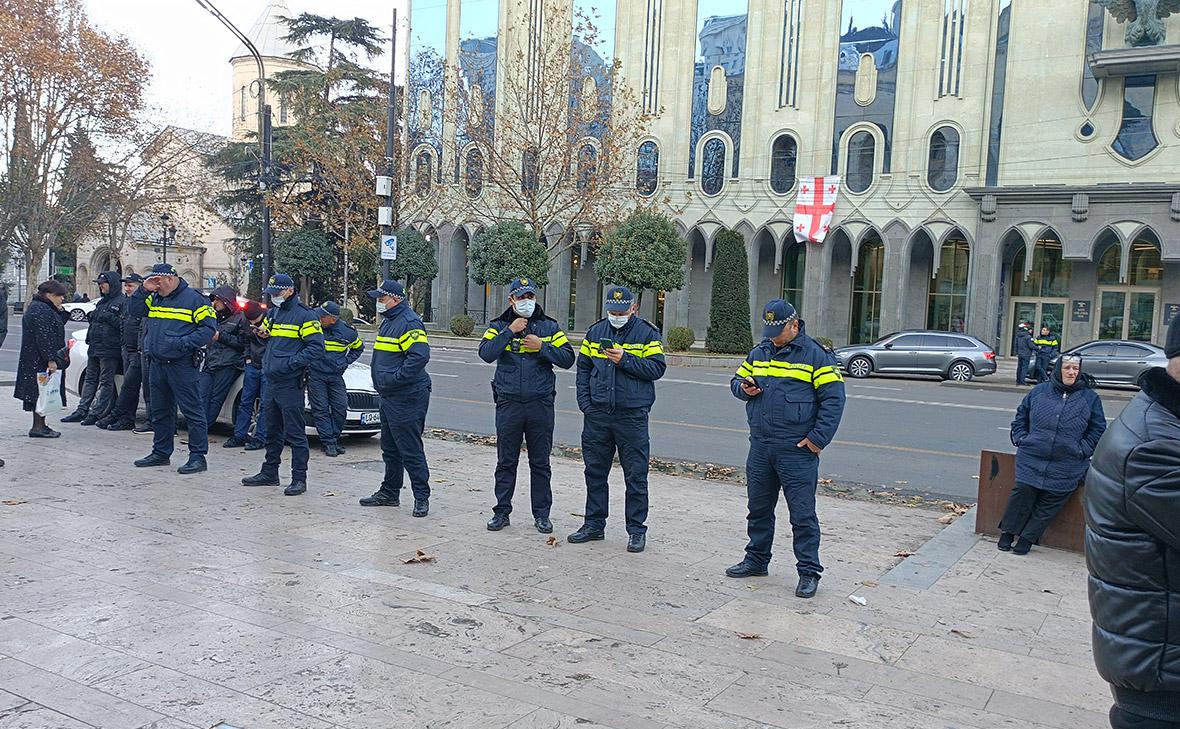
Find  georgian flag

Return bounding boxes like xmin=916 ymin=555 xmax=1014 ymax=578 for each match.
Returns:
xmin=793 ymin=176 xmax=840 ymax=244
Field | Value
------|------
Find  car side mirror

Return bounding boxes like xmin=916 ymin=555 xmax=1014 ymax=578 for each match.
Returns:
xmin=883 ymin=342 xmax=893 ymax=349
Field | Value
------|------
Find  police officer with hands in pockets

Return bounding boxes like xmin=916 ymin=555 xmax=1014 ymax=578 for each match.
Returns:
xmin=727 ymin=299 xmax=846 ymax=599
xmin=479 ymin=277 xmax=575 ymax=534
xmin=309 ymin=301 xmax=363 ymax=458
xmin=128 ymin=263 xmax=217 ymax=474
xmin=568 ymin=285 xmax=666 ymax=553
xmin=360 ymin=280 xmax=433 ymax=517
xmin=241 ymin=274 xmax=324 ymax=496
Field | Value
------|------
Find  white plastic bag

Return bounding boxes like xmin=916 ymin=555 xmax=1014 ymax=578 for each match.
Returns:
xmin=36 ymin=370 xmax=63 ymax=416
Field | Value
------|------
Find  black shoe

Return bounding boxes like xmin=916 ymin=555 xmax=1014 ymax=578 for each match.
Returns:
xmin=567 ymin=525 xmax=605 ymax=544
xmin=412 ymin=499 xmax=429 ymax=517
xmin=359 ymin=491 xmax=399 ymax=507
xmin=244 ymin=439 xmax=265 ymax=451
xmin=534 ymin=517 xmax=553 ymax=534
xmin=132 ymin=425 xmax=153 ymax=435
xmin=284 ymin=480 xmax=307 ymax=496
xmin=28 ymin=426 xmax=61 ymax=439
xmin=105 ymin=420 xmax=133 ymax=431
xmin=60 ymin=411 xmax=86 ymax=423
xmin=323 ymin=444 xmax=341 ymax=457
xmin=241 ymin=472 xmax=280 ymax=487
xmin=177 ymin=456 xmax=207 ymax=475
xmin=335 ymin=445 xmax=347 ymax=454
xmin=795 ymin=574 xmax=820 ymax=599
xmin=134 ymin=452 xmax=170 ymax=468
xmin=726 ymin=559 xmax=769 ymax=578
xmin=222 ymin=436 xmax=246 ymax=448
xmin=1012 ymin=538 xmax=1032 ymax=555
xmin=94 ymin=417 xmax=114 ymax=429
xmin=79 ymin=416 xmax=101 ymax=426
xmin=626 ymin=533 xmax=646 ymax=553
xmin=997 ymin=532 xmax=1015 ymax=552
xmin=487 ymin=513 xmax=510 ymax=531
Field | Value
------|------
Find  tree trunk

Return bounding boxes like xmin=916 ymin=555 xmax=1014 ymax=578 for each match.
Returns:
xmin=25 ymin=247 xmax=46 ymax=302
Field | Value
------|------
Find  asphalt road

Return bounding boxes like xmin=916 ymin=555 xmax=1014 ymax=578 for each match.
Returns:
xmin=0 ymin=320 xmax=1131 ymax=501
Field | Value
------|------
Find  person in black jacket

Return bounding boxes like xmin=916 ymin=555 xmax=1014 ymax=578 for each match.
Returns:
xmin=201 ymin=286 xmax=247 ymax=429
xmin=308 ymin=301 xmax=363 ymax=458
xmin=1032 ymin=325 xmax=1060 ymax=383
xmin=13 ymin=280 xmax=70 ymax=438
xmin=1013 ymin=321 xmax=1035 ymax=385
xmin=568 ymin=285 xmax=666 ymax=553
xmin=478 ymin=277 xmax=576 ymax=534
xmin=226 ymin=300 xmax=270 ymax=450
xmin=1086 ymin=317 xmax=1180 ymax=729
xmin=1000 ymin=354 xmax=1105 ymax=554
xmin=99 ymin=273 xmax=147 ymax=430
xmin=62 ymin=271 xmax=124 ymax=425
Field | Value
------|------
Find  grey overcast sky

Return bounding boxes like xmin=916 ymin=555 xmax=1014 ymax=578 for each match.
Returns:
xmin=83 ymin=0 xmax=410 ymax=138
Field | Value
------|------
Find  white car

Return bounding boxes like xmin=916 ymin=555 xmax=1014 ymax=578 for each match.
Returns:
xmin=65 ymin=329 xmax=382 ymax=437
xmin=62 ymin=301 xmax=96 ymax=322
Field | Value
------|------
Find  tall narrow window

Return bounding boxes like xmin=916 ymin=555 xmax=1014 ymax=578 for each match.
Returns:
xmin=465 ymin=147 xmax=484 ymax=198
xmin=781 ymin=243 xmax=805 ymax=314
xmin=846 ymin=131 xmax=875 ymax=194
xmin=521 ymin=148 xmax=538 ymax=192
xmin=927 ymin=126 xmax=960 ymax=192
xmin=576 ymin=144 xmax=597 ymax=191
xmin=240 ymin=86 xmax=247 ymax=121
xmin=927 ymin=237 xmax=970 ymax=331
xmin=769 ymin=134 xmax=798 ymax=194
xmin=850 ymin=234 xmax=885 ymax=343
xmin=636 ymin=141 xmax=659 ymax=196
xmin=701 ymin=138 xmax=726 ymax=196
xmin=279 ymin=94 xmax=288 ymax=124
xmin=1112 ymin=75 xmax=1158 ymax=162
xmin=415 ymin=152 xmax=432 ymax=194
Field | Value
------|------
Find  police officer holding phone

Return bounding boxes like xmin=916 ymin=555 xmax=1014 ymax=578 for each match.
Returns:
xmin=568 ymin=285 xmax=666 ymax=553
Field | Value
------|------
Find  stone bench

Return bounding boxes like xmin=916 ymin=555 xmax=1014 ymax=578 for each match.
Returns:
xmin=974 ymin=450 xmax=1085 ymax=552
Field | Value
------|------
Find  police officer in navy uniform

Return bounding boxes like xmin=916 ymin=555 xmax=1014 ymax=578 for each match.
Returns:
xmin=568 ymin=285 xmax=666 ymax=553
xmin=100 ymin=273 xmax=147 ymax=431
xmin=241 ymin=274 xmax=325 ymax=496
xmin=309 ymin=301 xmax=363 ymax=457
xmin=361 ymin=280 xmax=432 ymax=516
xmin=479 ymin=276 xmax=576 ymax=533
xmin=727 ymin=299 xmax=846 ymax=598
xmin=128 ymin=263 xmax=217 ymax=474
xmin=1032 ymin=325 xmax=1060 ymax=383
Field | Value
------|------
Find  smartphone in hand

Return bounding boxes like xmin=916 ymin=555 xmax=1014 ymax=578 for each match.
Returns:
xmin=599 ymin=338 xmax=615 ymax=350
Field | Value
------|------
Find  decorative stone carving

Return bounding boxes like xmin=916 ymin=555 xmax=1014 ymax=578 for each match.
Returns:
xmin=1094 ymin=0 xmax=1180 ymax=48
xmin=854 ymin=53 xmax=878 ymax=106
xmin=468 ymin=86 xmax=484 ymax=128
xmin=580 ymin=76 xmax=597 ymax=121
xmin=1171 ymin=191 xmax=1180 ymax=221
xmin=981 ymin=194 xmax=997 ymax=222
xmin=1072 ymin=193 xmax=1089 ymax=222
xmin=707 ymin=65 xmax=727 ymax=115
xmin=417 ymin=89 xmax=433 ymax=131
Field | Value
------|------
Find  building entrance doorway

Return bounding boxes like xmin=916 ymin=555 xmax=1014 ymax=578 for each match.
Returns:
xmin=1097 ymin=288 xmax=1158 ymax=342
xmin=1009 ymin=299 xmax=1067 ymax=354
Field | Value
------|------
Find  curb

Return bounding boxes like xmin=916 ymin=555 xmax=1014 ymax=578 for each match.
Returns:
xmin=940 ymin=379 xmax=1137 ymax=400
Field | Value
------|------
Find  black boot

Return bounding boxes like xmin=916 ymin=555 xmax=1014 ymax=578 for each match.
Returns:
xmin=487 ymin=513 xmax=510 ymax=531
xmin=412 ymin=499 xmax=429 ymax=517
xmin=105 ymin=420 xmax=133 ymax=431
xmin=795 ymin=574 xmax=820 ymax=599
xmin=29 ymin=426 xmax=61 ymax=438
xmin=1012 ymin=538 xmax=1033 ymax=555
xmin=60 ymin=411 xmax=86 ymax=423
xmin=177 ymin=456 xmax=207 ymax=475
xmin=359 ymin=490 xmax=399 ymax=507
xmin=626 ymin=533 xmax=646 ymax=553
xmin=534 ymin=517 xmax=553 ymax=534
xmin=94 ymin=416 xmax=114 ymax=429
xmin=323 ymin=444 xmax=341 ymax=457
xmin=241 ymin=472 xmax=280 ymax=487
xmin=726 ymin=559 xmax=769 ymax=578
xmin=222 ymin=436 xmax=246 ymax=448
xmin=284 ymin=480 xmax=307 ymax=496
xmin=134 ymin=452 xmax=170 ymax=468
xmin=997 ymin=532 xmax=1015 ymax=552
xmin=244 ymin=439 xmax=265 ymax=451
xmin=132 ymin=424 xmax=153 ymax=435
xmin=79 ymin=415 xmax=101 ymax=426
xmin=567 ymin=525 xmax=605 ymax=544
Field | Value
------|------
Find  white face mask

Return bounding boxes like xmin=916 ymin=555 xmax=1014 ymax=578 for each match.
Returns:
xmin=608 ymin=313 xmax=630 ymax=329
xmin=270 ymin=295 xmax=286 ymax=306
xmin=512 ymin=299 xmax=536 ymax=318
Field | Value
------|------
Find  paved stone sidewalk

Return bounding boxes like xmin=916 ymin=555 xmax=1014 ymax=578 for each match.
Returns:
xmin=0 ymin=397 xmax=1108 ymax=728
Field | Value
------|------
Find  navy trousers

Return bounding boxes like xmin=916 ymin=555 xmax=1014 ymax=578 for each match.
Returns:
xmin=233 ymin=366 xmax=269 ymax=443
xmin=1015 ymin=355 xmax=1030 ymax=385
xmin=744 ymin=438 xmax=822 ymax=576
xmin=581 ymin=407 xmax=650 ymax=536
xmin=109 ymin=349 xmax=143 ymax=424
xmin=261 ymin=376 xmax=309 ymax=481
xmin=493 ymin=398 xmax=555 ymax=518
xmin=140 ymin=353 xmax=153 ymax=427
xmin=76 ymin=353 xmax=119 ymax=418
xmin=149 ymin=359 xmax=208 ymax=458
xmin=378 ymin=389 xmax=431 ymax=500
xmin=999 ymin=482 xmax=1072 ymax=544
xmin=308 ymin=372 xmax=348 ymax=447
xmin=200 ymin=366 xmax=241 ymax=428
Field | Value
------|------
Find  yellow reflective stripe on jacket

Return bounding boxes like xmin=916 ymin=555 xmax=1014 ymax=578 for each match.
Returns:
xmin=324 ymin=340 xmax=350 ymax=352
xmin=193 ymin=305 xmax=215 ymax=323
xmin=740 ymin=360 xmax=813 ymax=383
xmin=348 ymin=336 xmax=363 ymax=350
xmin=542 ymin=332 xmax=570 ymax=348
xmin=482 ymin=327 xmax=499 ymax=341
xmin=812 ymin=365 xmax=844 ymax=387
xmin=299 ymin=320 xmax=322 ymax=338
xmin=146 ymin=303 xmax=213 ymax=324
xmin=373 ymin=328 xmax=429 ymax=352
xmin=1033 ymin=338 xmax=1059 ymax=347
xmin=580 ymin=339 xmax=662 ymax=358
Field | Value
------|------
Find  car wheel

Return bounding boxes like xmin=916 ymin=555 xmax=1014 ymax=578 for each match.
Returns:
xmin=69 ymin=308 xmax=86 ymax=322
xmin=848 ymin=356 xmax=872 ymax=379
xmin=947 ymin=361 xmax=974 ymax=382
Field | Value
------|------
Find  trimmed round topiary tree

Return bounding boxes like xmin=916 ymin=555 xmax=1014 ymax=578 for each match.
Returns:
xmin=667 ymin=326 xmax=696 ymax=352
xmin=705 ymin=229 xmax=754 ymax=354
xmin=450 ymin=314 xmax=475 ymax=337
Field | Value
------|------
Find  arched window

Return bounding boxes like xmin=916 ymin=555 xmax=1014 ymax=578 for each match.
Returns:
xmin=521 ymin=148 xmax=538 ymax=193
xmin=576 ymin=144 xmax=597 ymax=191
xmin=636 ymin=141 xmax=659 ymax=196
xmin=465 ymin=147 xmax=484 ymax=198
xmin=850 ymin=233 xmax=885 ymax=343
xmin=701 ymin=138 xmax=726 ymax=196
xmin=845 ymin=130 xmax=875 ymax=193
xmin=928 ymin=236 xmax=970 ymax=332
xmin=927 ymin=126 xmax=960 ymax=192
xmin=770 ymin=134 xmax=798 ymax=194
xmin=1129 ymin=236 xmax=1162 ymax=285
xmin=415 ymin=151 xmax=432 ymax=194
xmin=1011 ymin=234 xmax=1071 ymax=297
xmin=1096 ymin=242 xmax=1121 ymax=284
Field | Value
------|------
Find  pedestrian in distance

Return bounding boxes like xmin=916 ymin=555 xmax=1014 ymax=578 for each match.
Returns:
xmin=225 ymin=300 xmax=270 ymax=450
xmin=1085 ymin=316 xmax=1180 ymax=729
xmin=99 ymin=274 xmax=147 ymax=431
xmin=200 ymin=286 xmax=248 ymax=430
xmin=1013 ymin=321 xmax=1035 ymax=385
xmin=308 ymin=301 xmax=363 ymax=458
xmin=479 ymin=277 xmax=575 ymax=534
xmin=1032 ymin=325 xmax=1059 ymax=383
xmin=360 ymin=280 xmax=432 ymax=515
xmin=0 ymin=281 xmax=9 ymax=351
xmin=127 ymin=264 xmax=217 ymax=474
xmin=999 ymin=354 xmax=1105 ymax=554
xmin=61 ymin=271 xmax=124 ymax=426
xmin=726 ymin=299 xmax=846 ymax=599
xmin=568 ymin=285 xmax=666 ymax=553
xmin=14 ymin=279 xmax=70 ymax=438
xmin=241 ymin=274 xmax=324 ymax=496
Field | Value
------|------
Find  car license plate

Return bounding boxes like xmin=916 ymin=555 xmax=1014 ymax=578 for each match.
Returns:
xmin=360 ymin=412 xmax=381 ymax=426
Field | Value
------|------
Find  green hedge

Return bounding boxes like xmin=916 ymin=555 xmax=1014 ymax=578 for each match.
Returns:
xmin=667 ymin=327 xmax=696 ymax=352
xmin=450 ymin=314 xmax=475 ymax=337
xmin=705 ymin=230 xmax=754 ymax=354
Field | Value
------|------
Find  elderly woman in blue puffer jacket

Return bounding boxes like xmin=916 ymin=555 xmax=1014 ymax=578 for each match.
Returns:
xmin=999 ymin=354 xmax=1106 ymax=554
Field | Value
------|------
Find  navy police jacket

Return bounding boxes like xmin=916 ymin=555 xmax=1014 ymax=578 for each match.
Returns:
xmin=370 ymin=299 xmax=430 ymax=396
xmin=260 ymin=294 xmax=324 ymax=383
xmin=730 ymin=324 xmax=846 ymax=448
xmin=478 ymin=304 xmax=575 ymax=402
xmin=311 ymin=318 xmax=363 ymax=377
xmin=128 ymin=279 xmax=216 ymax=363
xmin=576 ymin=316 xmax=666 ymax=412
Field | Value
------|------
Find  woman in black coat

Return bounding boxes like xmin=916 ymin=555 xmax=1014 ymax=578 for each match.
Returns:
xmin=14 ymin=280 xmax=71 ymax=437
xmin=1000 ymin=354 xmax=1106 ymax=554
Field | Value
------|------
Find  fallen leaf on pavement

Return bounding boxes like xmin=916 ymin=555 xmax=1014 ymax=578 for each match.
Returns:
xmin=546 ymin=536 xmax=558 ymax=547
xmin=938 ymin=514 xmax=956 ymax=524
xmin=894 ymin=550 xmax=915 ymax=558
xmin=1 ymin=499 xmax=27 ymax=506
xmin=950 ymin=629 xmax=976 ymax=639
xmin=322 ymin=491 xmax=337 ymax=497
xmin=402 ymin=550 xmax=435 ymax=564
xmin=862 ymin=580 xmax=879 ymax=588
xmin=818 ymin=478 xmax=833 ymax=485
xmin=735 ymin=632 xmax=762 ymax=640
xmin=848 ymin=595 xmax=867 ymax=606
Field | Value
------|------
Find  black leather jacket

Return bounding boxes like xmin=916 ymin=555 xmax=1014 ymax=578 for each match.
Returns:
xmin=1085 ymin=367 xmax=1180 ymax=720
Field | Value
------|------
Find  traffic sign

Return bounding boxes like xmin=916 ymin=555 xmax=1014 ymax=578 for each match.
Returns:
xmin=56 ymin=266 xmax=74 ymax=275
xmin=380 ymin=234 xmax=398 ymax=260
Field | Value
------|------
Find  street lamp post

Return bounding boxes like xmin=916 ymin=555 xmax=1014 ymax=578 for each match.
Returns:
xmin=159 ymin=212 xmax=177 ymax=265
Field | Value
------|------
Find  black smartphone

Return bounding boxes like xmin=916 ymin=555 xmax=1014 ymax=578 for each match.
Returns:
xmin=599 ymin=338 xmax=614 ymax=350
xmin=743 ymin=376 xmax=759 ymax=389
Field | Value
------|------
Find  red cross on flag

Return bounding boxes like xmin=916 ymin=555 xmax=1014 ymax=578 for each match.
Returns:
xmin=793 ymin=176 xmax=840 ymax=244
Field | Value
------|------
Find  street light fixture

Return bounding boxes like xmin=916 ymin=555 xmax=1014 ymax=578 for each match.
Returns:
xmin=159 ymin=212 xmax=177 ymax=264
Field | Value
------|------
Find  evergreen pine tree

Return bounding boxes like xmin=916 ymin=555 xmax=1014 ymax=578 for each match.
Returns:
xmin=705 ymin=229 xmax=753 ymax=354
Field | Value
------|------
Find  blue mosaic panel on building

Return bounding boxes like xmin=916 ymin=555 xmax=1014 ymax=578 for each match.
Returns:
xmin=688 ymin=0 xmax=748 ymax=179
xmin=572 ymin=0 xmax=616 ymax=140
xmin=1112 ymin=75 xmax=1158 ymax=161
xmin=830 ymin=0 xmax=903 ymax=175
xmin=457 ymin=0 xmax=500 ymax=174
xmin=408 ymin=0 xmax=447 ymax=180
xmin=1081 ymin=2 xmax=1104 ymax=112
